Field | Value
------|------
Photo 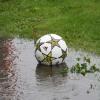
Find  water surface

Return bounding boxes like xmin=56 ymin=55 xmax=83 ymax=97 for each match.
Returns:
xmin=0 ymin=38 xmax=100 ymax=100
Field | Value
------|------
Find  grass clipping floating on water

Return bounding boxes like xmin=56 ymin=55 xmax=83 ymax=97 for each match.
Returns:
xmin=60 ymin=56 xmax=100 ymax=76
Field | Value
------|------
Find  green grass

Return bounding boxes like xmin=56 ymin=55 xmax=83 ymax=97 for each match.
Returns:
xmin=0 ymin=0 xmax=100 ymax=54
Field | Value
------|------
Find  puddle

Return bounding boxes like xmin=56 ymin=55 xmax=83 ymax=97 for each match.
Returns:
xmin=0 ymin=38 xmax=100 ymax=100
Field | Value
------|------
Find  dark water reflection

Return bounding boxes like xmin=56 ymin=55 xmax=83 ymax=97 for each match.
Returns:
xmin=36 ymin=64 xmax=68 ymax=88
xmin=0 ymin=38 xmax=100 ymax=100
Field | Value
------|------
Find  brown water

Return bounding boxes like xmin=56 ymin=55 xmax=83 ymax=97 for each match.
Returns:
xmin=0 ymin=38 xmax=100 ymax=100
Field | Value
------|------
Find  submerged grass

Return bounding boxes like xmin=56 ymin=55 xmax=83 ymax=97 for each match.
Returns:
xmin=60 ymin=56 xmax=100 ymax=76
xmin=0 ymin=0 xmax=100 ymax=54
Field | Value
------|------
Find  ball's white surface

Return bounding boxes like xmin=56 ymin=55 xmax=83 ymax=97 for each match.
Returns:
xmin=35 ymin=34 xmax=68 ymax=65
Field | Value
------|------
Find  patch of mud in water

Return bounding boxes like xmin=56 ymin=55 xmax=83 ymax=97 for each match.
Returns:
xmin=0 ymin=38 xmax=100 ymax=100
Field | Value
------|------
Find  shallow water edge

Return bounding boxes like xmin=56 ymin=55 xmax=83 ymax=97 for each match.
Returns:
xmin=0 ymin=38 xmax=100 ymax=100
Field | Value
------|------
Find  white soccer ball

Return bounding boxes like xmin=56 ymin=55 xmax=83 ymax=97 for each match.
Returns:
xmin=35 ymin=34 xmax=68 ymax=65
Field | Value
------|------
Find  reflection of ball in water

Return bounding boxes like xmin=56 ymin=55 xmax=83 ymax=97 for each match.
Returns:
xmin=35 ymin=34 xmax=68 ymax=65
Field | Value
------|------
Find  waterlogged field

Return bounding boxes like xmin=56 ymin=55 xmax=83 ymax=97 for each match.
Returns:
xmin=0 ymin=0 xmax=100 ymax=54
xmin=0 ymin=38 xmax=100 ymax=100
xmin=0 ymin=0 xmax=100 ymax=99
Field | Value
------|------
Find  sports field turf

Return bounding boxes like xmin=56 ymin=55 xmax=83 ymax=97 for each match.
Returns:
xmin=0 ymin=0 xmax=100 ymax=54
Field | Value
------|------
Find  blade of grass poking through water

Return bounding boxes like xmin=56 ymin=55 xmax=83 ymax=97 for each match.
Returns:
xmin=84 ymin=56 xmax=91 ymax=64
xmin=89 ymin=64 xmax=100 ymax=73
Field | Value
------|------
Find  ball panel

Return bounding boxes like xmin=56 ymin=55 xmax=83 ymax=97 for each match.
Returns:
xmin=40 ymin=43 xmax=51 ymax=55
xmin=41 ymin=52 xmax=52 ymax=65
xmin=52 ymin=58 xmax=63 ymax=65
xmin=50 ymin=34 xmax=62 ymax=40
xmin=51 ymin=39 xmax=60 ymax=48
xmin=35 ymin=50 xmax=44 ymax=61
xmin=61 ymin=50 xmax=67 ymax=60
xmin=35 ymin=41 xmax=42 ymax=52
xmin=58 ymin=40 xmax=67 ymax=51
xmin=40 ymin=35 xmax=51 ymax=43
xmin=52 ymin=46 xmax=62 ymax=58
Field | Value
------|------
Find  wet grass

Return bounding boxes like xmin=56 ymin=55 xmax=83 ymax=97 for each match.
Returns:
xmin=0 ymin=0 xmax=100 ymax=54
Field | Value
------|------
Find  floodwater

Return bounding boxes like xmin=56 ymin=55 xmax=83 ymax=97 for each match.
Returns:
xmin=0 ymin=38 xmax=100 ymax=100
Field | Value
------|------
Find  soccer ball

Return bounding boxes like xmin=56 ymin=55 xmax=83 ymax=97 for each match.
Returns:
xmin=35 ymin=34 xmax=68 ymax=65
